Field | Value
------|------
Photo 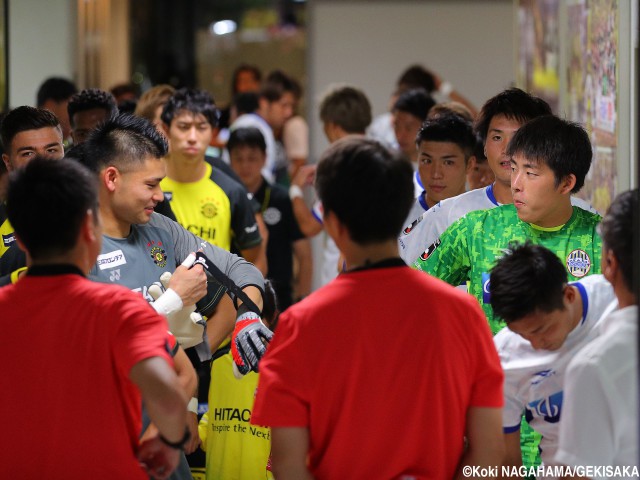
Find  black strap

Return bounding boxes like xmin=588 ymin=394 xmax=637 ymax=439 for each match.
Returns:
xmin=194 ymin=251 xmax=262 ymax=316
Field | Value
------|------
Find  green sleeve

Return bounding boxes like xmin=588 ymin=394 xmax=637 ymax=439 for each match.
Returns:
xmin=412 ymin=215 xmax=471 ymax=286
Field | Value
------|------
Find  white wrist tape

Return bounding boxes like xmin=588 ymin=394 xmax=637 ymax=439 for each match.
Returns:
xmin=289 ymin=185 xmax=304 ymax=200
xmin=439 ymin=81 xmax=454 ymax=97
xmin=187 ymin=397 xmax=198 ymax=414
xmin=151 ymin=288 xmax=184 ymax=317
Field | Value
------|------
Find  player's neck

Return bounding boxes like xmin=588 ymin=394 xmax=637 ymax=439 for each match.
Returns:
xmin=100 ymin=208 xmax=131 ymax=238
xmin=492 ymin=180 xmax=513 ymax=204
xmin=343 ymin=239 xmax=400 ymax=271
xmin=165 ymin=154 xmax=207 ymax=183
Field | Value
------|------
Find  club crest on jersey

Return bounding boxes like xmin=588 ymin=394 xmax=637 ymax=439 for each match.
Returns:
xmin=419 ymin=238 xmax=440 ymax=261
xmin=263 ymin=207 xmax=281 ymax=226
xmin=566 ymin=249 xmax=591 ymax=278
xmin=150 ymin=245 xmax=168 ymax=268
xmin=201 ymin=202 xmax=218 ymax=219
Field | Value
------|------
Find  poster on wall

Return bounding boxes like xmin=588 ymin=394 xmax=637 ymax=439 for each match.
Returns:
xmin=517 ymin=0 xmax=561 ymax=112
xmin=566 ymin=0 xmax=618 ymax=212
xmin=518 ymin=0 xmax=619 ymax=212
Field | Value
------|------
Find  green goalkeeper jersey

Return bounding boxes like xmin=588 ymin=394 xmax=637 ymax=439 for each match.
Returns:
xmin=414 ymin=204 xmax=602 ymax=334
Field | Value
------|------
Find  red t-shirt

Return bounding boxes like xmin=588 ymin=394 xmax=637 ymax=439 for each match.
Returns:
xmin=0 ymin=271 xmax=173 ymax=479
xmin=252 ymin=264 xmax=503 ymax=479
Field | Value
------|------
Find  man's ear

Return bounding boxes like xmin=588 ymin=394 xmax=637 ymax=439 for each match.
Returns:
xmin=102 ymin=166 xmax=120 ymax=193
xmin=2 ymin=154 xmax=11 ymax=172
xmin=559 ymin=173 xmax=577 ymax=194
xmin=602 ymin=248 xmax=619 ymax=284
xmin=466 ymin=155 xmax=477 ymax=173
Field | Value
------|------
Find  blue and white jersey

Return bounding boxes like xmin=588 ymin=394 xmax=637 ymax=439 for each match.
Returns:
xmin=398 ymin=183 xmax=599 ymax=265
xmin=493 ymin=274 xmax=616 ymax=467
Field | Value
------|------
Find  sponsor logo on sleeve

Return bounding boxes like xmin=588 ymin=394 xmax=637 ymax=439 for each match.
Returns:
xmin=402 ymin=214 xmax=424 ymax=236
xmin=244 ymin=224 xmax=258 ymax=234
xmin=163 ymin=192 xmax=173 ymax=202
xmin=2 ymin=232 xmax=16 ymax=247
xmin=482 ymin=272 xmax=491 ymax=304
xmin=419 ymin=238 xmax=441 ymax=261
xmin=566 ymin=249 xmax=591 ymax=278
xmin=97 ymin=249 xmax=127 ymax=270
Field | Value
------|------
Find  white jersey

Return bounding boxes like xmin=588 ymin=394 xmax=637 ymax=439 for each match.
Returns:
xmin=231 ymin=113 xmax=277 ymax=183
xmin=556 ymin=305 xmax=638 ymax=477
xmin=412 ymin=170 xmax=423 ymax=198
xmin=493 ymin=275 xmax=616 ymax=471
xmin=398 ymin=183 xmax=600 ymax=264
xmin=310 ymin=200 xmax=342 ymax=286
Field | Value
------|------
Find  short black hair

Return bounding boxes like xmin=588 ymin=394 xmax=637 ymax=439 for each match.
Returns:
xmin=506 ymin=115 xmax=591 ymax=193
xmin=260 ymin=70 xmax=301 ymax=102
xmin=416 ymin=113 xmax=476 ymax=160
xmin=7 ymin=156 xmax=98 ymax=260
xmin=396 ymin=65 xmax=436 ymax=94
xmin=232 ymin=64 xmax=262 ymax=96
xmin=474 ymin=88 xmax=552 ymax=144
xmin=233 ymin=92 xmax=260 ymax=116
xmin=316 ymin=137 xmax=414 ymax=245
xmin=262 ymin=279 xmax=280 ymax=330
xmin=82 ymin=113 xmax=168 ymax=173
xmin=0 ymin=106 xmax=61 ymax=151
xmin=161 ymin=88 xmax=219 ymax=128
xmin=490 ymin=242 xmax=567 ymax=324
xmin=392 ymin=88 xmax=436 ymax=122
xmin=36 ymin=77 xmax=78 ymax=106
xmin=67 ymin=89 xmax=119 ymax=127
xmin=319 ymin=85 xmax=372 ymax=134
xmin=227 ymin=127 xmax=266 ymax=154
xmin=600 ymin=189 xmax=638 ymax=292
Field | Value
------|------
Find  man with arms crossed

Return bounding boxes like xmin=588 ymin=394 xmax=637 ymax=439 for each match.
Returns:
xmin=251 ymin=137 xmax=504 ymax=479
xmin=0 ymin=157 xmax=187 ymax=479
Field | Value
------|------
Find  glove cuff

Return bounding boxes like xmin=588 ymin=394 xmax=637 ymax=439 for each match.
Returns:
xmin=151 ymin=288 xmax=183 ymax=316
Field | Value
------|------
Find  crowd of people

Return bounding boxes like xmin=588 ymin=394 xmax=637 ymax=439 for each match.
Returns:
xmin=0 ymin=63 xmax=636 ymax=480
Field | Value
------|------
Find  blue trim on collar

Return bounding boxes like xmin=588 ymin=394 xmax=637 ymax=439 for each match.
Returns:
xmin=486 ymin=184 xmax=500 ymax=206
xmin=414 ymin=171 xmax=424 ymax=189
xmin=572 ymin=282 xmax=589 ymax=324
xmin=418 ymin=192 xmax=430 ymax=211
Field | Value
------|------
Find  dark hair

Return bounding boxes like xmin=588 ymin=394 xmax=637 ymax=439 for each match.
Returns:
xmin=316 ymin=137 xmax=414 ymax=244
xmin=161 ymin=88 xmax=219 ymax=128
xmin=319 ymin=85 xmax=372 ymax=134
xmin=397 ymin=65 xmax=436 ymax=94
xmin=490 ymin=242 xmax=567 ymax=323
xmin=600 ymin=189 xmax=638 ymax=292
xmin=506 ymin=115 xmax=591 ymax=193
xmin=67 ymin=89 xmax=119 ymax=127
xmin=392 ymin=88 xmax=436 ymax=122
xmin=474 ymin=88 xmax=552 ymax=144
xmin=0 ymin=106 xmax=61 ymax=151
xmin=415 ymin=113 xmax=476 ymax=159
xmin=260 ymin=70 xmax=301 ymax=102
xmin=82 ymin=113 xmax=168 ymax=173
xmin=110 ymin=83 xmax=138 ymax=100
xmin=232 ymin=64 xmax=262 ymax=96
xmin=261 ymin=279 xmax=280 ymax=330
xmin=227 ymin=127 xmax=266 ymax=154
xmin=233 ymin=92 xmax=260 ymax=116
xmin=7 ymin=156 xmax=98 ymax=260
xmin=36 ymin=77 xmax=78 ymax=106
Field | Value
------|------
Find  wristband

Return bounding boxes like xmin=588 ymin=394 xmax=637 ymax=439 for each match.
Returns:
xmin=187 ymin=397 xmax=198 ymax=414
xmin=159 ymin=426 xmax=191 ymax=450
xmin=438 ymin=81 xmax=454 ymax=97
xmin=151 ymin=287 xmax=183 ymax=316
xmin=289 ymin=185 xmax=304 ymax=200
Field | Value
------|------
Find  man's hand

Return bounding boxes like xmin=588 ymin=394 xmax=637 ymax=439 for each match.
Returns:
xmin=168 ymin=260 xmax=208 ymax=307
xmin=184 ymin=412 xmax=201 ymax=455
xmin=231 ymin=304 xmax=273 ymax=378
xmin=291 ymin=164 xmax=316 ymax=188
xmin=137 ymin=435 xmax=180 ymax=480
xmin=149 ymin=272 xmax=206 ymax=349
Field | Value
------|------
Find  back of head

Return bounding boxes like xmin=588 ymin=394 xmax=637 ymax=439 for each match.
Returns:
xmin=392 ymin=88 xmax=436 ymax=122
xmin=36 ymin=77 xmax=78 ymax=107
xmin=82 ymin=113 xmax=168 ymax=174
xmin=134 ymin=84 xmax=176 ymax=122
xmin=227 ymin=127 xmax=266 ymax=154
xmin=161 ymin=88 xmax=219 ymax=128
xmin=506 ymin=115 xmax=592 ymax=193
xmin=428 ymin=101 xmax=474 ymax=122
xmin=319 ymin=85 xmax=372 ymax=134
xmin=316 ymin=137 xmax=414 ymax=245
xmin=7 ymin=156 xmax=97 ymax=261
xmin=260 ymin=70 xmax=301 ymax=102
xmin=600 ymin=189 xmax=638 ymax=292
xmin=416 ymin=112 xmax=476 ymax=159
xmin=397 ymin=64 xmax=436 ymax=94
xmin=474 ymin=88 xmax=552 ymax=144
xmin=233 ymin=92 xmax=260 ymax=116
xmin=0 ymin=106 xmax=61 ymax=151
xmin=490 ymin=242 xmax=567 ymax=324
xmin=67 ymin=89 xmax=119 ymax=126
